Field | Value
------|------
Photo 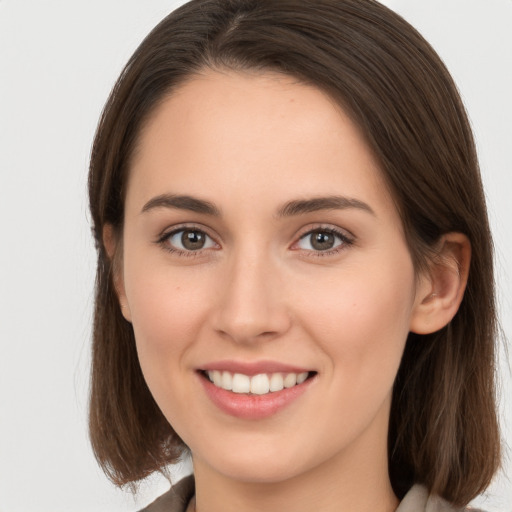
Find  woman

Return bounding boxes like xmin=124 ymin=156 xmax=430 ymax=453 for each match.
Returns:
xmin=88 ymin=1 xmax=501 ymax=510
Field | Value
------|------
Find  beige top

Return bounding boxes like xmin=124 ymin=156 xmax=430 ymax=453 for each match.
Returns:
xmin=139 ymin=475 xmax=483 ymax=512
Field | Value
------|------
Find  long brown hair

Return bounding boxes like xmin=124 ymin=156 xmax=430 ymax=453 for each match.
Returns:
xmin=88 ymin=0 xmax=500 ymax=504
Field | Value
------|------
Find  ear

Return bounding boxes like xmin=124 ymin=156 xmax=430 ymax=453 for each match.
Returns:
xmin=410 ymin=232 xmax=471 ymax=335
xmin=103 ymin=224 xmax=132 ymax=323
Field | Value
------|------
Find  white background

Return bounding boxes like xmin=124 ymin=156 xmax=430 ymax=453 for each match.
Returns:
xmin=0 ymin=1 xmax=510 ymax=511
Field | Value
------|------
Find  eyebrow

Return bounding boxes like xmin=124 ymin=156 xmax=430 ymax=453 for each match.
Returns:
xmin=140 ymin=193 xmax=375 ymax=218
xmin=277 ymin=196 xmax=375 ymax=217
xmin=141 ymin=194 xmax=220 ymax=216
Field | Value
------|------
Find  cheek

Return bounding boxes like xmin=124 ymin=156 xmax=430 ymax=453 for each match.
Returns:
xmin=298 ymin=253 xmax=416 ymax=390
xmin=124 ymin=268 xmax=215 ymax=432
xmin=123 ymin=255 xmax=213 ymax=379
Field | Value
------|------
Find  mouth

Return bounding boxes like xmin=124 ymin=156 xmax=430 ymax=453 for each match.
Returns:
xmin=197 ymin=365 xmax=317 ymax=419
xmin=200 ymin=369 xmax=314 ymax=395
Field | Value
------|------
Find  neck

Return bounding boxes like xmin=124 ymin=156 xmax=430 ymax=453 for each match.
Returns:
xmin=191 ymin=426 xmax=399 ymax=512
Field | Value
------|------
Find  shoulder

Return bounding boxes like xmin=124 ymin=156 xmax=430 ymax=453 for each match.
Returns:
xmin=138 ymin=478 xmax=487 ymax=512
xmin=138 ymin=475 xmax=195 ymax=512
xmin=398 ymin=485 xmax=486 ymax=512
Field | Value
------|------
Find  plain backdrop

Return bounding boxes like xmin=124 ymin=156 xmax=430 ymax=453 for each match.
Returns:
xmin=0 ymin=1 xmax=510 ymax=511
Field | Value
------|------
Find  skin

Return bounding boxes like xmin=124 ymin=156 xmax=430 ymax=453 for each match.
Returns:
xmin=108 ymin=70 xmax=470 ymax=512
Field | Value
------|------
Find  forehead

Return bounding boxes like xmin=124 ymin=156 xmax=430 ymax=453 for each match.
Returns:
xmin=127 ymin=69 xmax=394 ymax=217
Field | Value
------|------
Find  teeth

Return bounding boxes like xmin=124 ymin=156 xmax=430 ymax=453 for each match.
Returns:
xmin=232 ymin=373 xmax=251 ymax=393
xmin=221 ymin=371 xmax=233 ymax=390
xmin=269 ymin=373 xmax=284 ymax=392
xmin=206 ymin=370 xmax=309 ymax=395
xmin=297 ymin=372 xmax=308 ymax=384
xmin=283 ymin=373 xmax=297 ymax=388
xmin=250 ymin=374 xmax=270 ymax=395
xmin=212 ymin=370 xmax=222 ymax=387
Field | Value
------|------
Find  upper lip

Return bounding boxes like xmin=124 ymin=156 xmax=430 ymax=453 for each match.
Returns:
xmin=199 ymin=360 xmax=313 ymax=376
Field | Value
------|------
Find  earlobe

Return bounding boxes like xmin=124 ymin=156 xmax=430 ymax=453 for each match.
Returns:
xmin=102 ymin=224 xmax=132 ymax=323
xmin=410 ymin=233 xmax=471 ymax=335
xmin=103 ymin=223 xmax=117 ymax=260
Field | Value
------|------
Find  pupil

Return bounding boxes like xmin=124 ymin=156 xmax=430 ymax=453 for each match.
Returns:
xmin=182 ymin=230 xmax=205 ymax=250
xmin=312 ymin=231 xmax=334 ymax=250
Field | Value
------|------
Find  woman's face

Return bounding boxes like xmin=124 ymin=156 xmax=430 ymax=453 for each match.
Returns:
xmin=117 ymin=70 xmax=428 ymax=484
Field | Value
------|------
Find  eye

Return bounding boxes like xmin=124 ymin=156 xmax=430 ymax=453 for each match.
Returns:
xmin=163 ymin=228 xmax=217 ymax=252
xmin=296 ymin=228 xmax=351 ymax=252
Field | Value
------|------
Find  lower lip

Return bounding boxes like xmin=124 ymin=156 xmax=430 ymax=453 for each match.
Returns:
xmin=198 ymin=372 xmax=315 ymax=420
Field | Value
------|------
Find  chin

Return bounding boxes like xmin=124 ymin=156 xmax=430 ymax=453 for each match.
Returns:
xmin=190 ymin=431 xmax=333 ymax=486
xmin=208 ymin=457 xmax=306 ymax=485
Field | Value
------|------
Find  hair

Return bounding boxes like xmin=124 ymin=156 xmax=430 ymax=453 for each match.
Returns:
xmin=88 ymin=0 xmax=500 ymax=505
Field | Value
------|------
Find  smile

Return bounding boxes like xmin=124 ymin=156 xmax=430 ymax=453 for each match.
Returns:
xmin=198 ymin=364 xmax=317 ymax=419
xmin=206 ymin=370 xmax=310 ymax=395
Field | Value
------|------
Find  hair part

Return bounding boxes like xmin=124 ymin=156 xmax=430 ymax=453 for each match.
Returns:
xmin=88 ymin=0 xmax=500 ymax=504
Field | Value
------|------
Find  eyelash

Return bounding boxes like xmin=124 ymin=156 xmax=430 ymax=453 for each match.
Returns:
xmin=156 ymin=225 xmax=218 ymax=258
xmin=156 ymin=225 xmax=354 ymax=258
xmin=293 ymin=226 xmax=354 ymax=257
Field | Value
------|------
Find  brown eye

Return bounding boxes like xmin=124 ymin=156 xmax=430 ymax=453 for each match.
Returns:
xmin=165 ymin=228 xmax=216 ymax=252
xmin=311 ymin=231 xmax=336 ymax=250
xmin=181 ymin=230 xmax=206 ymax=250
xmin=297 ymin=229 xmax=348 ymax=252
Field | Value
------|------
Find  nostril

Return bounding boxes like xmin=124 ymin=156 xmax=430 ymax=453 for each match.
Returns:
xmin=214 ymin=325 xmax=283 ymax=345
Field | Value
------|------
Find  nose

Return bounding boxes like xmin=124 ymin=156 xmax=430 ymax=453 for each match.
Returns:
xmin=212 ymin=250 xmax=292 ymax=345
